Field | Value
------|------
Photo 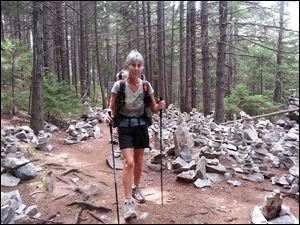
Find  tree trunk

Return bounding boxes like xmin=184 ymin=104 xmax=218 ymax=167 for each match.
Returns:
xmin=1 ymin=14 xmax=4 ymax=40
xmin=64 ymin=3 xmax=70 ymax=86
xmin=94 ymin=1 xmax=107 ymax=109
xmin=169 ymin=1 xmax=175 ymax=104
xmin=135 ymin=1 xmax=140 ymax=50
xmin=273 ymin=1 xmax=284 ymax=103
xmin=85 ymin=9 xmax=90 ymax=98
xmin=56 ymin=1 xmax=68 ymax=83
xmin=215 ymin=1 xmax=228 ymax=124
xmin=72 ymin=1 xmax=79 ymax=96
xmin=30 ymin=1 xmax=44 ymax=135
xmin=226 ymin=10 xmax=234 ymax=97
xmin=79 ymin=1 xmax=87 ymax=99
xmin=190 ymin=1 xmax=196 ymax=109
xmin=115 ymin=26 xmax=120 ymax=75
xmin=179 ymin=1 xmax=185 ymax=113
xmin=157 ymin=1 xmax=165 ymax=99
xmin=201 ymin=1 xmax=212 ymax=116
xmin=147 ymin=1 xmax=153 ymax=83
xmin=142 ymin=1 xmax=149 ymax=80
xmin=162 ymin=2 xmax=168 ymax=104
xmin=43 ymin=1 xmax=54 ymax=75
xmin=11 ymin=54 xmax=16 ymax=116
xmin=185 ymin=1 xmax=192 ymax=112
xmin=16 ymin=1 xmax=21 ymax=41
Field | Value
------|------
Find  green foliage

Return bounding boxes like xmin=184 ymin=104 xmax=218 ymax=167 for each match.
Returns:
xmin=38 ymin=175 xmax=48 ymax=190
xmin=1 ymin=39 xmax=32 ymax=114
xmin=43 ymin=75 xmax=84 ymax=123
xmin=1 ymin=91 xmax=13 ymax=113
xmin=224 ymin=85 xmax=281 ymax=119
xmin=27 ymin=147 xmax=37 ymax=157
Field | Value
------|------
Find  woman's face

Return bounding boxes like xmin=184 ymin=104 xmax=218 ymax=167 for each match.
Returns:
xmin=128 ymin=60 xmax=143 ymax=77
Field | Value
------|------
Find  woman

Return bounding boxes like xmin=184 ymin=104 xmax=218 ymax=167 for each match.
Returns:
xmin=106 ymin=50 xmax=165 ymax=220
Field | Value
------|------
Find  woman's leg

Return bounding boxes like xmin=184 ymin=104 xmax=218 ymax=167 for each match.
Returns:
xmin=133 ymin=148 xmax=144 ymax=186
xmin=122 ymin=148 xmax=135 ymax=200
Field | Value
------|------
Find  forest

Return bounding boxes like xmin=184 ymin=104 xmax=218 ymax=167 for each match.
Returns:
xmin=1 ymin=2 xmax=299 ymax=224
xmin=1 ymin=1 xmax=299 ymax=132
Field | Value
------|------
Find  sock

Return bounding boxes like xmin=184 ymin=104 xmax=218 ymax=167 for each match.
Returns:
xmin=125 ymin=198 xmax=133 ymax=204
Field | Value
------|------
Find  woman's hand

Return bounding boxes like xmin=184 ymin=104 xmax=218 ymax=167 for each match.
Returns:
xmin=157 ymin=100 xmax=166 ymax=110
xmin=105 ymin=109 xmax=114 ymax=124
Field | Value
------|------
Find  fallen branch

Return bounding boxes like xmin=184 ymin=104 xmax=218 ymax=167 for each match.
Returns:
xmin=41 ymin=213 xmax=59 ymax=224
xmin=69 ymin=178 xmax=79 ymax=186
xmin=97 ymin=169 xmax=113 ymax=175
xmin=255 ymin=187 xmax=298 ymax=198
xmin=42 ymin=163 xmax=64 ymax=167
xmin=222 ymin=108 xmax=299 ymax=125
xmin=53 ymin=193 xmax=70 ymax=201
xmin=74 ymin=207 xmax=83 ymax=224
xmin=184 ymin=210 xmax=209 ymax=217
xmin=56 ymin=176 xmax=71 ymax=185
xmin=61 ymin=168 xmax=80 ymax=176
xmin=29 ymin=191 xmax=45 ymax=197
xmin=29 ymin=216 xmax=63 ymax=224
xmin=60 ymin=168 xmax=96 ymax=179
xmin=66 ymin=201 xmax=112 ymax=212
xmin=87 ymin=211 xmax=105 ymax=224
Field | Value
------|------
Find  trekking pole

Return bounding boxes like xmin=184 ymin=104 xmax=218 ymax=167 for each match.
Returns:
xmin=159 ymin=97 xmax=164 ymax=206
xmin=108 ymin=111 xmax=120 ymax=224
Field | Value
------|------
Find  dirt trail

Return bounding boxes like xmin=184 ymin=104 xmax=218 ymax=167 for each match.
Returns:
xmin=1 ymin=120 xmax=299 ymax=224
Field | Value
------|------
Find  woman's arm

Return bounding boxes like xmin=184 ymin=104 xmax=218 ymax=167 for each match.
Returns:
xmin=106 ymin=93 xmax=117 ymax=123
xmin=108 ymin=93 xmax=117 ymax=114
xmin=149 ymin=94 xmax=165 ymax=114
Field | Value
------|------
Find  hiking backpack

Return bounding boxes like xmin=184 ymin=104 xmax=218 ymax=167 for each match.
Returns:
xmin=112 ymin=80 xmax=152 ymax=127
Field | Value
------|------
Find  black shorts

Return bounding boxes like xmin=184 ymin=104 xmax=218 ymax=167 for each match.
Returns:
xmin=118 ymin=125 xmax=149 ymax=150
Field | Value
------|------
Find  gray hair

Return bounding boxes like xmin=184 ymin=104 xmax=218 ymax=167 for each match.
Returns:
xmin=125 ymin=50 xmax=144 ymax=68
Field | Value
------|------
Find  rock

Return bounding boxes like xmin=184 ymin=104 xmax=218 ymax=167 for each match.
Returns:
xmin=11 ymin=214 xmax=32 ymax=224
xmin=261 ymin=189 xmax=282 ymax=220
xmin=1 ymin=173 xmax=21 ymax=187
xmin=13 ymin=163 xmax=37 ymax=180
xmin=195 ymin=156 xmax=207 ymax=179
xmin=25 ymin=205 xmax=39 ymax=217
xmin=268 ymin=214 xmax=299 ymax=224
xmin=15 ymin=131 xmax=28 ymax=140
xmin=194 ymin=179 xmax=212 ymax=188
xmin=1 ymin=204 xmax=15 ymax=224
xmin=172 ymin=157 xmax=188 ymax=170
xmin=227 ymin=179 xmax=241 ymax=187
xmin=206 ymin=163 xmax=227 ymax=175
xmin=106 ymin=155 xmax=123 ymax=170
xmin=64 ymin=138 xmax=80 ymax=145
xmin=251 ymin=205 xmax=267 ymax=224
xmin=180 ymin=144 xmax=193 ymax=162
xmin=290 ymin=184 xmax=299 ymax=195
xmin=242 ymin=173 xmax=264 ymax=183
xmin=146 ymin=159 xmax=166 ymax=172
xmin=289 ymin=166 xmax=299 ymax=178
xmin=206 ymin=173 xmax=226 ymax=184
xmin=176 ymin=170 xmax=196 ymax=183
xmin=2 ymin=156 xmax=29 ymax=169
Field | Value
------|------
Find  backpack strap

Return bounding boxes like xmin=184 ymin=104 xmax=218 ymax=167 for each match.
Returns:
xmin=142 ymin=80 xmax=152 ymax=126
xmin=112 ymin=80 xmax=126 ymax=127
xmin=143 ymin=81 xmax=151 ymax=107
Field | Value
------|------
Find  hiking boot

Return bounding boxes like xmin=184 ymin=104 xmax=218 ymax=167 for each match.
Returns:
xmin=124 ymin=200 xmax=137 ymax=221
xmin=132 ymin=186 xmax=146 ymax=203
